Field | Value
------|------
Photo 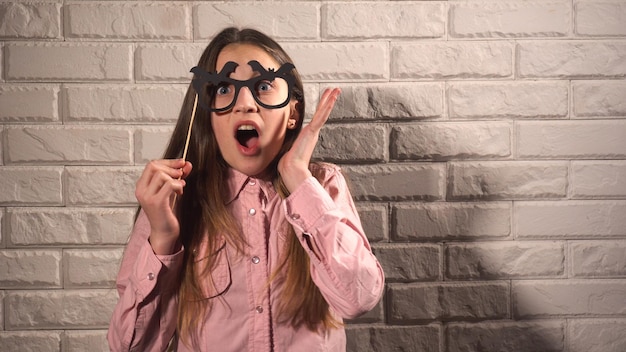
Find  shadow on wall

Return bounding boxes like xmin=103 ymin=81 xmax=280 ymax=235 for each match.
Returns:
xmin=332 ymin=157 xmax=626 ymax=352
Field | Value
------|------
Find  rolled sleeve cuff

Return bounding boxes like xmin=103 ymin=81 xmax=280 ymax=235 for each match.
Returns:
xmin=132 ymin=240 xmax=184 ymax=300
xmin=283 ymin=176 xmax=336 ymax=232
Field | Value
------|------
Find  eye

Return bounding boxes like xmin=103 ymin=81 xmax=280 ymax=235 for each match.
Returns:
xmin=256 ymin=80 xmax=273 ymax=93
xmin=216 ymin=84 xmax=231 ymax=96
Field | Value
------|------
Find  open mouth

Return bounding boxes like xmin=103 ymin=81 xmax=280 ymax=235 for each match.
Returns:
xmin=236 ymin=124 xmax=259 ymax=148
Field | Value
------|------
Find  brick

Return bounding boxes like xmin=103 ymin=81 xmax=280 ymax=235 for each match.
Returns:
xmin=314 ymin=124 xmax=387 ymax=163
xmin=283 ymin=42 xmax=388 ymax=81
xmin=391 ymin=42 xmax=512 ymax=79
xmin=66 ymin=3 xmax=191 ymax=40
xmin=393 ymin=202 xmax=511 ymax=241
xmin=573 ymin=80 xmax=626 ymax=117
xmin=0 ymin=167 xmax=63 ymax=205
xmin=373 ymin=243 xmax=440 ymax=282
xmin=0 ymin=291 xmax=3 ymax=329
xmin=134 ymin=126 xmax=175 ymax=164
xmin=0 ymin=249 xmax=61 ymax=288
xmin=343 ymin=164 xmax=445 ymax=201
xmin=327 ymin=82 xmax=443 ymax=120
xmin=195 ymin=2 xmax=319 ymax=40
xmin=446 ymin=241 xmax=564 ymax=280
xmin=355 ymin=203 xmax=388 ymax=243
xmin=517 ymin=40 xmax=626 ymax=78
xmin=5 ymin=289 xmax=117 ymax=329
xmin=576 ymin=1 xmax=626 ymax=37
xmin=570 ymin=241 xmax=626 ymax=278
xmin=0 ymin=331 xmax=61 ymax=352
xmin=391 ymin=122 xmax=511 ymax=160
xmin=346 ymin=324 xmax=440 ymax=352
xmin=568 ymin=319 xmax=626 ymax=352
xmin=0 ymin=127 xmax=3 ymax=166
xmin=0 ymin=85 xmax=60 ymax=122
xmin=449 ymin=161 xmax=568 ymax=200
xmin=303 ymin=85 xmax=320 ymax=122
xmin=63 ymin=330 xmax=109 ymax=352
xmin=64 ymin=84 xmax=186 ymax=123
xmin=345 ymin=299 xmax=384 ymax=324
xmin=572 ymin=161 xmax=626 ymax=198
xmin=65 ymin=166 xmax=142 ymax=206
xmin=0 ymin=2 xmax=61 ymax=39
xmin=387 ymin=282 xmax=509 ymax=323
xmin=448 ymin=81 xmax=568 ymax=118
xmin=0 ymin=209 xmax=4 ymax=247
xmin=517 ymin=120 xmax=626 ymax=159
xmin=63 ymin=248 xmax=123 ymax=288
xmin=450 ymin=1 xmax=570 ymax=38
xmin=5 ymin=125 xmax=132 ymax=164
xmin=513 ymin=279 xmax=626 ymax=317
xmin=324 ymin=2 xmax=444 ymax=39
xmin=7 ymin=207 xmax=135 ymax=246
xmin=5 ymin=43 xmax=132 ymax=82
xmin=447 ymin=320 xmax=565 ymax=352
xmin=515 ymin=201 xmax=626 ymax=239
xmin=135 ymin=43 xmax=205 ymax=82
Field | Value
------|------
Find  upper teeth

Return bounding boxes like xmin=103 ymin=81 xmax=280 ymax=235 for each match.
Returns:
xmin=238 ymin=125 xmax=255 ymax=131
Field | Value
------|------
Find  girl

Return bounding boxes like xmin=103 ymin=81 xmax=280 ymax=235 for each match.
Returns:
xmin=108 ymin=27 xmax=384 ymax=352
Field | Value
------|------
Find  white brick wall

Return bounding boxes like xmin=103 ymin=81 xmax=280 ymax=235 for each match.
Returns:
xmin=1 ymin=1 xmax=625 ymax=351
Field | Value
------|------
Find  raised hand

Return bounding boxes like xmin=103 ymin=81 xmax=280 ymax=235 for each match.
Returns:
xmin=278 ymin=88 xmax=341 ymax=193
xmin=135 ymin=159 xmax=192 ymax=255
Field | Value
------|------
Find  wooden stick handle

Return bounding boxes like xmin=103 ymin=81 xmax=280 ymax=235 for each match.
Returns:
xmin=172 ymin=93 xmax=198 ymax=208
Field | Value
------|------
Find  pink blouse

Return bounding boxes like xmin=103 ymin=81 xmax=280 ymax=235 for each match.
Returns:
xmin=107 ymin=163 xmax=384 ymax=351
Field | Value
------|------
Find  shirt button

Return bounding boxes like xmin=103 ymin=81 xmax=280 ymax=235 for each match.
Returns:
xmin=251 ymin=256 xmax=260 ymax=264
xmin=249 ymin=179 xmax=256 ymax=186
xmin=249 ymin=208 xmax=256 ymax=216
xmin=291 ymin=214 xmax=300 ymax=220
xmin=147 ymin=273 xmax=155 ymax=281
xmin=255 ymin=306 xmax=263 ymax=313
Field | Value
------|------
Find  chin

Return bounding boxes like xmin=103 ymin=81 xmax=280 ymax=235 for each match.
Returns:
xmin=232 ymin=162 xmax=272 ymax=179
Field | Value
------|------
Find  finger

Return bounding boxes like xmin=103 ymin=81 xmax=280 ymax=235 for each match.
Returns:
xmin=148 ymin=158 xmax=187 ymax=171
xmin=290 ymin=90 xmax=340 ymax=151
xmin=156 ymin=177 xmax=186 ymax=199
xmin=140 ymin=174 xmax=185 ymax=211
xmin=135 ymin=159 xmax=185 ymax=203
xmin=308 ymin=88 xmax=341 ymax=131
xmin=180 ymin=161 xmax=193 ymax=179
xmin=312 ymin=88 xmax=339 ymax=125
xmin=138 ymin=159 xmax=186 ymax=186
xmin=145 ymin=169 xmax=182 ymax=199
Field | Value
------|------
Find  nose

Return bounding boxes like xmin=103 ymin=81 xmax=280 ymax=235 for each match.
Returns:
xmin=233 ymin=86 xmax=257 ymax=113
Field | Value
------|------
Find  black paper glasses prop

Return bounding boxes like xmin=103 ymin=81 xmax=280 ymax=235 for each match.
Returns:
xmin=190 ymin=60 xmax=296 ymax=112
xmin=172 ymin=60 xmax=296 ymax=207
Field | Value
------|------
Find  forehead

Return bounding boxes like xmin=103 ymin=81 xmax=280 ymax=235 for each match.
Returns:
xmin=216 ymin=44 xmax=281 ymax=75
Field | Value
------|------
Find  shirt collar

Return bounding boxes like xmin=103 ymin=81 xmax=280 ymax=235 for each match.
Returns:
xmin=224 ymin=168 xmax=278 ymax=204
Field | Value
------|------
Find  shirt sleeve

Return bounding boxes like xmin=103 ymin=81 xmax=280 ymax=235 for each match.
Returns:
xmin=282 ymin=164 xmax=385 ymax=319
xmin=107 ymin=210 xmax=183 ymax=352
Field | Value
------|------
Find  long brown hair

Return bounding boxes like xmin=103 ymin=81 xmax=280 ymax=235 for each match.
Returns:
xmin=162 ymin=27 xmax=335 ymax=347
